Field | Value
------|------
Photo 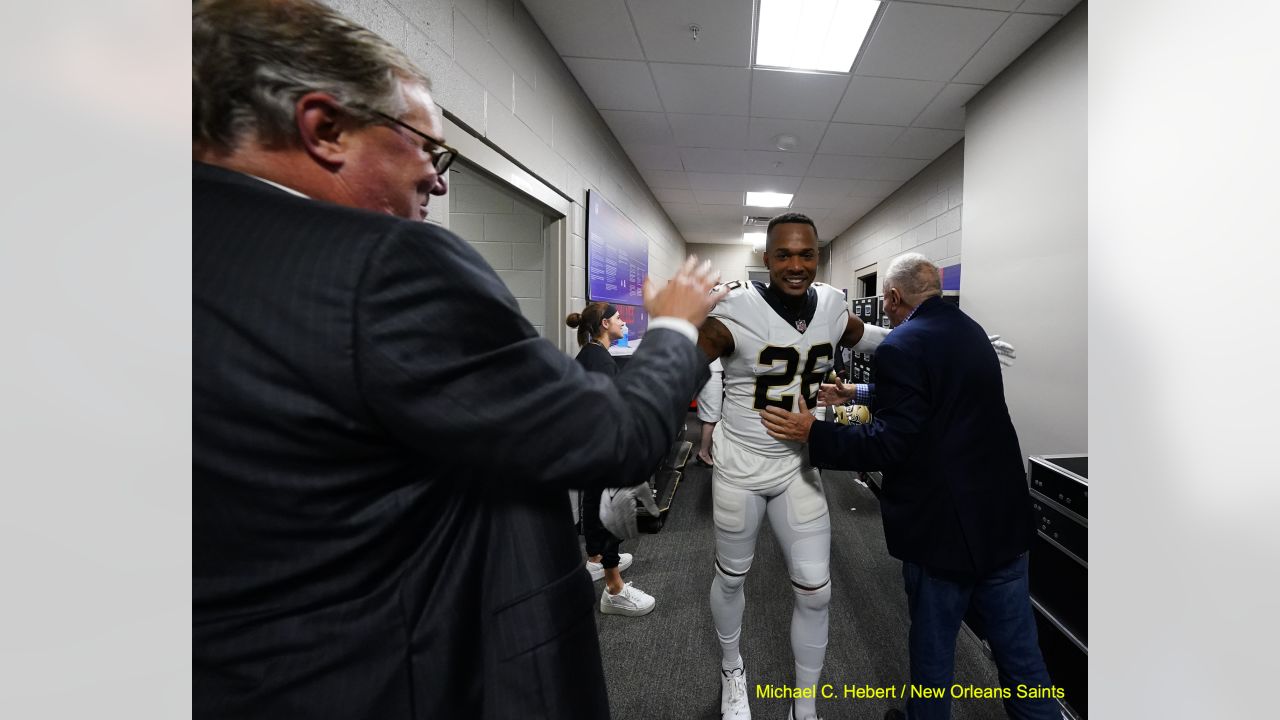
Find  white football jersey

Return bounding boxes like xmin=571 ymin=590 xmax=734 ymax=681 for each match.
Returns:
xmin=710 ymin=281 xmax=849 ymax=458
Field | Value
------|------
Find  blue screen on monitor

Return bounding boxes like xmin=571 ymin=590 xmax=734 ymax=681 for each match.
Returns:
xmin=586 ymin=190 xmax=648 ymax=305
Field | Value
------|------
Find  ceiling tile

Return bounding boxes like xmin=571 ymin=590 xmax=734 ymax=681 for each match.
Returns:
xmin=599 ymin=110 xmax=674 ymax=145
xmin=639 ymin=168 xmax=691 ymax=189
xmin=816 ymin=197 xmax=882 ymax=237
xmin=744 ymin=151 xmax=814 ymax=176
xmin=1016 ymin=0 xmax=1082 ymax=15
xmin=700 ymin=204 xmax=751 ymax=222
xmin=653 ymin=187 xmax=696 ymax=204
xmin=808 ymin=154 xmax=930 ymax=181
xmin=750 ymin=70 xmax=849 ymax=121
xmin=747 ymin=117 xmax=829 ymax=154
xmin=661 ymin=202 xmax=702 ymax=221
xmin=679 ymin=148 xmax=746 ymax=173
xmin=668 ymin=113 xmax=749 ymax=149
xmin=692 ymin=189 xmax=744 ymax=205
xmin=787 ymin=207 xmax=831 ymax=223
xmin=834 ymin=76 xmax=944 ymax=125
xmin=688 ymin=172 xmax=746 ymax=191
xmin=954 ymin=12 xmax=1059 ymax=84
xmin=521 ymin=0 xmax=644 ymax=60
xmin=794 ymin=177 xmax=862 ymax=209
xmin=628 ymin=0 xmax=753 ymax=66
xmin=856 ymin=2 xmax=1006 ymax=81
xmin=622 ymin=143 xmax=684 ymax=171
xmin=912 ymin=82 xmax=982 ymax=130
xmin=563 ymin=58 xmax=663 ymax=111
xmin=651 ymin=63 xmax=750 ymax=115
xmin=799 ymin=176 xmax=860 ymax=196
xmin=886 ymin=127 xmax=964 ymax=160
xmin=817 ymin=123 xmax=904 ymax=156
xmin=847 ymin=179 xmax=904 ymax=199
xmin=793 ymin=190 xmax=851 ymax=210
xmin=848 ymin=196 xmax=882 ymax=215
xmin=744 ymin=175 xmax=803 ymax=194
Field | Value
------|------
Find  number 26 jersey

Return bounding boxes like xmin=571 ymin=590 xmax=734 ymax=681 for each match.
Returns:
xmin=710 ymin=280 xmax=849 ymax=458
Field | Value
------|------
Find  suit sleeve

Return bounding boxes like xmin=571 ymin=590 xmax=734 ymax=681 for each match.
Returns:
xmin=808 ymin=341 xmax=928 ymax=471
xmin=352 ymin=224 xmax=703 ymax=492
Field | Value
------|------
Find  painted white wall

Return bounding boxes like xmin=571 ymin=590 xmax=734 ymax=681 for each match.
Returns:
xmin=323 ymin=0 xmax=690 ymax=350
xmin=962 ymin=3 xmax=1087 ymax=458
xmin=825 ymin=142 xmax=965 ymax=297
xmin=687 ymin=242 xmax=764 ymax=288
xmin=449 ymin=167 xmax=551 ymax=336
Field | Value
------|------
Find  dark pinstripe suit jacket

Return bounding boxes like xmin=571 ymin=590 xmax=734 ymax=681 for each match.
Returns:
xmin=193 ymin=162 xmax=704 ymax=719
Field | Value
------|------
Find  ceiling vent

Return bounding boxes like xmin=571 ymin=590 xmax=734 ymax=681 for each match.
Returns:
xmin=743 ymin=215 xmax=772 ymax=228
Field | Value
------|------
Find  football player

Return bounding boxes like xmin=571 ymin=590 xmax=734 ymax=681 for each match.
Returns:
xmin=698 ymin=213 xmax=1011 ymax=720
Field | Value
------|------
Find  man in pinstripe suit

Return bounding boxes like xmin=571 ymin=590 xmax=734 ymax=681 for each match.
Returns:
xmin=193 ymin=1 xmax=720 ymax=717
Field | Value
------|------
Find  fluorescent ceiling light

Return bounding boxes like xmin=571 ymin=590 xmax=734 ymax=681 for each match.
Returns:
xmin=743 ymin=232 xmax=767 ymax=248
xmin=745 ymin=191 xmax=794 ymax=208
xmin=755 ymin=0 xmax=880 ymax=73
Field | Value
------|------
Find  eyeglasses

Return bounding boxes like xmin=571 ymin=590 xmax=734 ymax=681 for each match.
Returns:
xmin=362 ymin=108 xmax=458 ymax=174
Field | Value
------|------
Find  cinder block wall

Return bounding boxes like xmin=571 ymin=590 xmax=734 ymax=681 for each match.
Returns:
xmin=324 ymin=0 xmax=689 ymax=349
xmin=825 ymin=141 xmax=965 ymax=297
xmin=449 ymin=168 xmax=549 ymax=336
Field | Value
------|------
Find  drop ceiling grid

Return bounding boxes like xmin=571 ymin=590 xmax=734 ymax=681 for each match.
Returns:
xmin=521 ymin=0 xmax=1077 ymax=242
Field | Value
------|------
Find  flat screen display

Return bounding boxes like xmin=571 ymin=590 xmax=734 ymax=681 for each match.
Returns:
xmin=586 ymin=190 xmax=648 ymax=306
xmin=615 ymin=303 xmax=648 ymax=342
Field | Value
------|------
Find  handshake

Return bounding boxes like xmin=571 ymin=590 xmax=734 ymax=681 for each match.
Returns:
xmin=817 ymin=371 xmax=856 ymax=407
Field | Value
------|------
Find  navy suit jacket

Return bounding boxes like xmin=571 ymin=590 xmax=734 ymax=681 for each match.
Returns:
xmin=808 ymin=296 xmax=1033 ymax=576
xmin=193 ymin=162 xmax=705 ymax=719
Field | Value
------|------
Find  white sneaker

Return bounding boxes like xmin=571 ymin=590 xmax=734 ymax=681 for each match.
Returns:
xmin=599 ymin=582 xmax=656 ymax=616
xmin=586 ymin=553 xmax=634 ymax=581
xmin=720 ymin=666 xmax=751 ymax=719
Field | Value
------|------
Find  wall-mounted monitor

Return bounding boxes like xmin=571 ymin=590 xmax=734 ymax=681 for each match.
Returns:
xmin=586 ymin=190 xmax=648 ymax=307
xmin=615 ymin=303 xmax=648 ymax=342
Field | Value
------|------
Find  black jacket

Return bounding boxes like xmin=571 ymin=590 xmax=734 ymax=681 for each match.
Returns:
xmin=193 ymin=162 xmax=704 ymax=718
xmin=808 ymin=296 xmax=1033 ymax=576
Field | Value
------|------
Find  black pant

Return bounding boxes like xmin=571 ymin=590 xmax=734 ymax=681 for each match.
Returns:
xmin=581 ymin=488 xmax=621 ymax=568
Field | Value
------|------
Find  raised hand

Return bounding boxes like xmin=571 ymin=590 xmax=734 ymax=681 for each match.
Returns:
xmin=643 ymin=255 xmax=724 ymax=326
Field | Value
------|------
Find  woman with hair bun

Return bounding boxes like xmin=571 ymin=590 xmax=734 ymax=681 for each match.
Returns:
xmin=564 ymin=302 xmax=657 ymax=617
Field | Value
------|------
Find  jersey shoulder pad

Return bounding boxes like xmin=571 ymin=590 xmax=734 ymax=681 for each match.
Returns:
xmin=812 ymin=282 xmax=847 ymax=302
xmin=709 ymin=279 xmax=758 ymax=319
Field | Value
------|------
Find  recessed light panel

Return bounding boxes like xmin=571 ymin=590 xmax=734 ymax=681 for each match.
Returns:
xmin=755 ymin=0 xmax=880 ymax=73
xmin=745 ymin=191 xmax=794 ymax=208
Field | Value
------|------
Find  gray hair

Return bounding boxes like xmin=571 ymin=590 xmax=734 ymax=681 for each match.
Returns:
xmin=883 ymin=252 xmax=941 ymax=303
xmin=193 ymin=0 xmax=431 ymax=153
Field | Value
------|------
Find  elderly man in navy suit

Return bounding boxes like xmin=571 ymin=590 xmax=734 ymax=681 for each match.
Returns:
xmin=761 ymin=253 xmax=1058 ymax=720
xmin=193 ymin=1 xmax=722 ymax=717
